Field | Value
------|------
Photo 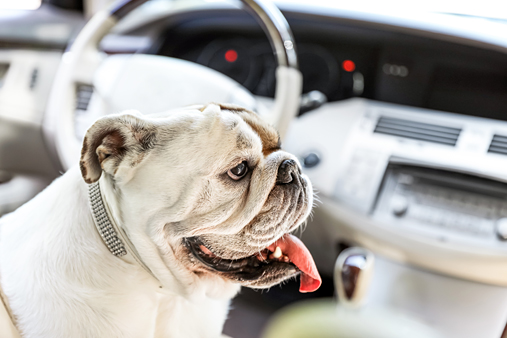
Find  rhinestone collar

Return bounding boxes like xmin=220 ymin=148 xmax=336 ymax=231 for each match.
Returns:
xmin=89 ymin=182 xmax=127 ymax=257
xmin=88 ymin=181 xmax=160 ymax=285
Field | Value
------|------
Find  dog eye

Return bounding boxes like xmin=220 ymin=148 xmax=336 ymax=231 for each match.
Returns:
xmin=228 ymin=161 xmax=249 ymax=180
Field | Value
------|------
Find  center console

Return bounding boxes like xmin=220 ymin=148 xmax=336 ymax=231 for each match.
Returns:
xmin=285 ymin=98 xmax=507 ymax=338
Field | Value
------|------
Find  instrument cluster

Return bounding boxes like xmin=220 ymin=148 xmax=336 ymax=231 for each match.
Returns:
xmin=158 ymin=33 xmax=376 ymax=103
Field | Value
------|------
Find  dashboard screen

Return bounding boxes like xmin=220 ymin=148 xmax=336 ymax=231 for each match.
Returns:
xmin=427 ymin=66 xmax=507 ymax=121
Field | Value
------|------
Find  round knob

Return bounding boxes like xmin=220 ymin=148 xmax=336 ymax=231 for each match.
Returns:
xmin=303 ymin=152 xmax=320 ymax=168
xmin=391 ymin=195 xmax=409 ymax=217
xmin=496 ymin=218 xmax=507 ymax=240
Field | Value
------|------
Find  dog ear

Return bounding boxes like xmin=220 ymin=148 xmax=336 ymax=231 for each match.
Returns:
xmin=80 ymin=112 xmax=157 ymax=184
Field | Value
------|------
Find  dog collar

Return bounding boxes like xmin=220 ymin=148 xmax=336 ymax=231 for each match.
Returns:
xmin=88 ymin=181 xmax=162 ymax=287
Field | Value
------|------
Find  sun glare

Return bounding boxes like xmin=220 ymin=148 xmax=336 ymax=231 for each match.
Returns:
xmin=0 ymin=0 xmax=41 ymax=10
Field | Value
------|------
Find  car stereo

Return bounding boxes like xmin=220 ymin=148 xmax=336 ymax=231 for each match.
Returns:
xmin=373 ymin=164 xmax=507 ymax=242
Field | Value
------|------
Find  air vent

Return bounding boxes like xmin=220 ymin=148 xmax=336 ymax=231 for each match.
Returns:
xmin=488 ymin=135 xmax=507 ymax=155
xmin=75 ymin=84 xmax=93 ymax=111
xmin=374 ymin=116 xmax=461 ymax=146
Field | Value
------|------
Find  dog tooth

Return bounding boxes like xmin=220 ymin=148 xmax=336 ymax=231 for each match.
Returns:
xmin=273 ymin=246 xmax=282 ymax=259
xmin=199 ymin=245 xmax=213 ymax=256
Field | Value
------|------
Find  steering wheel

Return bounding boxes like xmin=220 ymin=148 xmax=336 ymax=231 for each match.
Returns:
xmin=43 ymin=0 xmax=302 ymax=171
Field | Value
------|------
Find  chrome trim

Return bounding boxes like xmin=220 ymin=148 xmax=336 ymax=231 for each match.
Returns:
xmin=110 ymin=0 xmax=149 ymax=19
xmin=240 ymin=0 xmax=298 ymax=69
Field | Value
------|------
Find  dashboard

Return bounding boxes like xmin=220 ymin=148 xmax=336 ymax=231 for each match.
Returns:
xmin=153 ymin=8 xmax=507 ymax=120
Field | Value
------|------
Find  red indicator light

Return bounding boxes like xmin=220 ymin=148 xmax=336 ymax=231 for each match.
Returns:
xmin=225 ymin=49 xmax=238 ymax=63
xmin=342 ymin=60 xmax=356 ymax=72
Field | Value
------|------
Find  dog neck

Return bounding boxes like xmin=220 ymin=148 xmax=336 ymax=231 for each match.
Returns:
xmin=88 ymin=173 xmax=240 ymax=301
xmin=88 ymin=181 xmax=159 ymax=279
xmin=89 ymin=175 xmax=194 ymax=297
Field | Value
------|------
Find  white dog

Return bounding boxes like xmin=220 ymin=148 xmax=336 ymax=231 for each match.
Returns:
xmin=0 ymin=103 xmax=320 ymax=338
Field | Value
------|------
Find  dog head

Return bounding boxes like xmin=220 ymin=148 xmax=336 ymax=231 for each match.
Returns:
xmin=80 ymin=103 xmax=320 ymax=293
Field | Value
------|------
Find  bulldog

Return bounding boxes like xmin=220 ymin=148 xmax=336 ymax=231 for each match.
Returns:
xmin=0 ymin=103 xmax=320 ymax=338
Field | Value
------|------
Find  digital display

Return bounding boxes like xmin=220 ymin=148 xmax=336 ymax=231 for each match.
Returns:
xmin=427 ymin=66 xmax=507 ymax=121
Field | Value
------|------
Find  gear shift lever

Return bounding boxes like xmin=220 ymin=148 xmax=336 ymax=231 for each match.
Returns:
xmin=334 ymin=247 xmax=375 ymax=308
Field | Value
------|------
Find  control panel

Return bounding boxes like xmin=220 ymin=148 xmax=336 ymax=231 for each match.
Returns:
xmin=373 ymin=164 xmax=507 ymax=243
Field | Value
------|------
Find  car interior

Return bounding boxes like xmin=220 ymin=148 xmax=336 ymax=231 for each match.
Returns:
xmin=1 ymin=0 xmax=507 ymax=337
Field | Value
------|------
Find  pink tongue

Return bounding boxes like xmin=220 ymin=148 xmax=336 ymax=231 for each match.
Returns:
xmin=268 ymin=234 xmax=322 ymax=293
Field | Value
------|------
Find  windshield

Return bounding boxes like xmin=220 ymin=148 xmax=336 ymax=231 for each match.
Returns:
xmin=276 ymin=0 xmax=507 ymax=21
xmin=8 ymin=0 xmax=505 ymax=22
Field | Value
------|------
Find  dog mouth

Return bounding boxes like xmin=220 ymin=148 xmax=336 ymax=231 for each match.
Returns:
xmin=184 ymin=234 xmax=321 ymax=292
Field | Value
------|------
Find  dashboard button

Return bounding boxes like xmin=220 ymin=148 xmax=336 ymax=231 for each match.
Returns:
xmin=391 ymin=195 xmax=409 ymax=217
xmin=303 ymin=153 xmax=320 ymax=168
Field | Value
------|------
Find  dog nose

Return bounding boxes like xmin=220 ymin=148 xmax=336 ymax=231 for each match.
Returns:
xmin=276 ymin=159 xmax=300 ymax=185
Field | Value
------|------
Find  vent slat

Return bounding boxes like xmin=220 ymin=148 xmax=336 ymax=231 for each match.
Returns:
xmin=489 ymin=146 xmax=507 ymax=155
xmin=489 ymin=135 xmax=507 ymax=155
xmin=490 ymin=138 xmax=507 ymax=145
xmin=75 ymin=84 xmax=94 ymax=111
xmin=491 ymin=141 xmax=507 ymax=148
xmin=492 ymin=135 xmax=507 ymax=142
xmin=374 ymin=117 xmax=461 ymax=146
